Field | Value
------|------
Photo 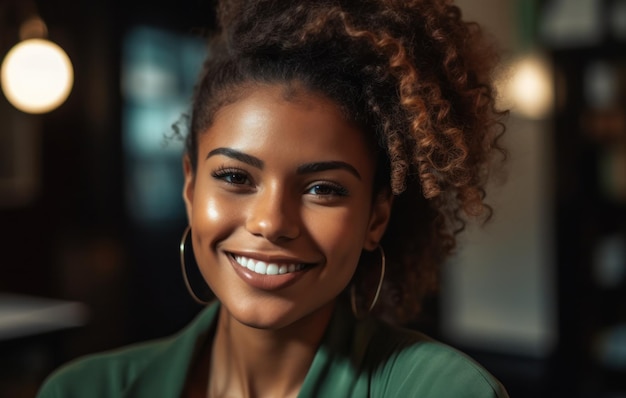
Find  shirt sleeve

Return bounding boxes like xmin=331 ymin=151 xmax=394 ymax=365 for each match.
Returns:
xmin=36 ymin=342 xmax=162 ymax=398
xmin=371 ymin=340 xmax=510 ymax=398
xmin=36 ymin=358 xmax=103 ymax=398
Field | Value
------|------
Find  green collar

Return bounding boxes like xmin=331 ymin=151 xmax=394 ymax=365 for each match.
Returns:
xmin=121 ymin=300 xmax=374 ymax=397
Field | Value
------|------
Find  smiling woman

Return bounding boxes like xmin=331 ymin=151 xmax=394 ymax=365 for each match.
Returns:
xmin=37 ymin=1 xmax=509 ymax=397
xmin=183 ymin=85 xmax=387 ymax=332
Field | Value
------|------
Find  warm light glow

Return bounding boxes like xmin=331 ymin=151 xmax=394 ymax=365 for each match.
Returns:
xmin=1 ymin=38 xmax=74 ymax=114
xmin=503 ymin=55 xmax=554 ymax=119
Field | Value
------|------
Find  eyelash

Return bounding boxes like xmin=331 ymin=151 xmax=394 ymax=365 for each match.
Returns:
xmin=211 ymin=166 xmax=251 ymax=186
xmin=210 ymin=166 xmax=349 ymax=198
xmin=305 ymin=182 xmax=349 ymax=197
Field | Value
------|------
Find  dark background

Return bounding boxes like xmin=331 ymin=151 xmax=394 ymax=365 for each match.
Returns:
xmin=0 ymin=0 xmax=217 ymax=334
xmin=0 ymin=1 xmax=217 ymax=396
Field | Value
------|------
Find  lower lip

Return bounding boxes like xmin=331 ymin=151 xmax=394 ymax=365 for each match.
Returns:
xmin=228 ymin=254 xmax=310 ymax=291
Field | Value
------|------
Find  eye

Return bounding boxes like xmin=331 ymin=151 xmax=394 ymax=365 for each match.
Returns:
xmin=305 ymin=182 xmax=349 ymax=197
xmin=211 ymin=167 xmax=251 ymax=186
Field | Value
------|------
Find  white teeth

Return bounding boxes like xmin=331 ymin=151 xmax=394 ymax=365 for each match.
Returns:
xmin=266 ymin=264 xmax=279 ymax=275
xmin=254 ymin=261 xmax=267 ymax=274
xmin=233 ymin=255 xmax=305 ymax=276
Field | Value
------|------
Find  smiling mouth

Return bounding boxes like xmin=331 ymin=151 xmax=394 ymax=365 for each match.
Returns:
xmin=230 ymin=253 xmax=310 ymax=276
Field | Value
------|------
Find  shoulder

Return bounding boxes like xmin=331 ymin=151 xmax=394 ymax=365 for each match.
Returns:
xmin=364 ymin=320 xmax=509 ymax=398
xmin=36 ymin=339 xmax=170 ymax=398
xmin=37 ymin=302 xmax=221 ymax=398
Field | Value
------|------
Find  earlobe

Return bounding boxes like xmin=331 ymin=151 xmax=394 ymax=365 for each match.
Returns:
xmin=182 ymin=155 xmax=195 ymax=222
xmin=364 ymin=191 xmax=393 ymax=251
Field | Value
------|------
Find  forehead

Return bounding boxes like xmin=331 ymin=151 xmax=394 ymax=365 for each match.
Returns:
xmin=199 ymin=84 xmax=375 ymax=169
xmin=209 ymin=83 xmax=349 ymax=132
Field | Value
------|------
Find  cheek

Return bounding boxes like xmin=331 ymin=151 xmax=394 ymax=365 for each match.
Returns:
xmin=191 ymin=189 xmax=240 ymax=248
xmin=197 ymin=197 xmax=220 ymax=223
xmin=305 ymin=206 xmax=370 ymax=264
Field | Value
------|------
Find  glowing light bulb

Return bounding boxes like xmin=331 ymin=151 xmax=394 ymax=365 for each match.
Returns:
xmin=505 ymin=55 xmax=554 ymax=119
xmin=1 ymin=38 xmax=74 ymax=114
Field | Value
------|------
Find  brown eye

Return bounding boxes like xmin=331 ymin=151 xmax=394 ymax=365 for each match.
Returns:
xmin=211 ymin=167 xmax=252 ymax=186
xmin=224 ymin=172 xmax=248 ymax=185
xmin=305 ymin=182 xmax=349 ymax=197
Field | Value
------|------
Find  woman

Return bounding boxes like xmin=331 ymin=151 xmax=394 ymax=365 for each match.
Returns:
xmin=38 ymin=0 xmax=508 ymax=396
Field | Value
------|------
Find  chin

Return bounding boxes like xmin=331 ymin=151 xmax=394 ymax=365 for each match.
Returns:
xmin=223 ymin=299 xmax=297 ymax=329
xmin=238 ymin=317 xmax=284 ymax=330
xmin=224 ymin=299 xmax=335 ymax=332
xmin=234 ymin=311 xmax=302 ymax=331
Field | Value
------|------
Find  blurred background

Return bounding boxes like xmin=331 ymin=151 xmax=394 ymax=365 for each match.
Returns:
xmin=0 ymin=0 xmax=625 ymax=397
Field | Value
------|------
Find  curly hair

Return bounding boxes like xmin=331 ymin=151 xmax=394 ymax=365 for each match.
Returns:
xmin=185 ymin=0 xmax=507 ymax=324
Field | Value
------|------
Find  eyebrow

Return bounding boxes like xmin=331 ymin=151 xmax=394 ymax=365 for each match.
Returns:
xmin=297 ymin=161 xmax=361 ymax=180
xmin=206 ymin=147 xmax=361 ymax=180
xmin=206 ymin=148 xmax=264 ymax=169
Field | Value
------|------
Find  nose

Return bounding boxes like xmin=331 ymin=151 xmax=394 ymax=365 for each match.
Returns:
xmin=245 ymin=184 xmax=300 ymax=242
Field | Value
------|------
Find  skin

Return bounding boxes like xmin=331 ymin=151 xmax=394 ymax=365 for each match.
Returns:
xmin=182 ymin=84 xmax=392 ymax=397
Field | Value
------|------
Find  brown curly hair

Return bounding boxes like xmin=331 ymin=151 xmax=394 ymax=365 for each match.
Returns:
xmin=185 ymin=0 xmax=507 ymax=324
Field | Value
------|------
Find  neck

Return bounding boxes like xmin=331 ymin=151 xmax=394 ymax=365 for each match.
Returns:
xmin=208 ymin=303 xmax=335 ymax=398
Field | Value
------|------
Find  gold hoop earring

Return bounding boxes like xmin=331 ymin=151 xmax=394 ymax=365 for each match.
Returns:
xmin=351 ymin=245 xmax=386 ymax=317
xmin=180 ymin=226 xmax=210 ymax=305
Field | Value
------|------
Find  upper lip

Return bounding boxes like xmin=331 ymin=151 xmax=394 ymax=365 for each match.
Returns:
xmin=226 ymin=250 xmax=316 ymax=265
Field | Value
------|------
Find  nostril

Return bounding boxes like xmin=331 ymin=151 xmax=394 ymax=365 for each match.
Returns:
xmin=244 ymin=189 xmax=301 ymax=241
xmin=246 ymin=213 xmax=299 ymax=242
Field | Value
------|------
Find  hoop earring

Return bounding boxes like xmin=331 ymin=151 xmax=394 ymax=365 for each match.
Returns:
xmin=351 ymin=245 xmax=386 ymax=317
xmin=180 ymin=226 xmax=210 ymax=305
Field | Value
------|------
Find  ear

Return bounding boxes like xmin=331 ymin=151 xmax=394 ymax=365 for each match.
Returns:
xmin=363 ymin=190 xmax=393 ymax=251
xmin=182 ymin=155 xmax=195 ymax=224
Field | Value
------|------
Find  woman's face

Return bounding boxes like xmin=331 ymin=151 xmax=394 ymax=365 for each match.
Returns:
xmin=183 ymin=84 xmax=391 ymax=330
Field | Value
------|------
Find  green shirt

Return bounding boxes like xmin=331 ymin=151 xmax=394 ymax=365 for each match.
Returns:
xmin=37 ymin=302 xmax=509 ymax=397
